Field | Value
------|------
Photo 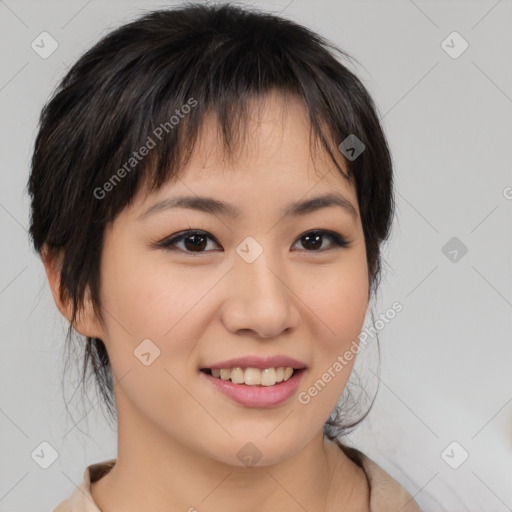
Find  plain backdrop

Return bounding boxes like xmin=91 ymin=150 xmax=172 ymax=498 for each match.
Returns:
xmin=0 ymin=0 xmax=511 ymax=511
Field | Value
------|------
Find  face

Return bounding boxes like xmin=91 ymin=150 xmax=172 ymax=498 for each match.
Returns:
xmin=90 ymin=92 xmax=369 ymax=466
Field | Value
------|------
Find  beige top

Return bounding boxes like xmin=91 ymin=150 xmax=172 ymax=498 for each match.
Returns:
xmin=53 ymin=444 xmax=422 ymax=512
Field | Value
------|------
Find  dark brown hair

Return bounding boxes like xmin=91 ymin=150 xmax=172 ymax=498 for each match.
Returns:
xmin=27 ymin=2 xmax=393 ymax=439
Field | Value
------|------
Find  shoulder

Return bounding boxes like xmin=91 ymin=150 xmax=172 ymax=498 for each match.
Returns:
xmin=52 ymin=459 xmax=116 ymax=512
xmin=336 ymin=441 xmax=423 ymax=512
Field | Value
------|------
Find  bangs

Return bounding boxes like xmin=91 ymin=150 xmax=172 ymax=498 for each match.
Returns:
xmin=52 ymin=3 xmax=365 ymax=224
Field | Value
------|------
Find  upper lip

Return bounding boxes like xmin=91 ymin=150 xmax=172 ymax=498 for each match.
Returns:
xmin=201 ymin=355 xmax=307 ymax=370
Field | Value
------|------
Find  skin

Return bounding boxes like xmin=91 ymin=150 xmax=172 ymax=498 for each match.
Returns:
xmin=43 ymin=91 xmax=371 ymax=512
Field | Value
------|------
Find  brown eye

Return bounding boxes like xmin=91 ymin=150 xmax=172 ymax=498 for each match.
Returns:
xmin=181 ymin=233 xmax=208 ymax=252
xmin=159 ymin=230 xmax=221 ymax=254
xmin=293 ymin=230 xmax=350 ymax=252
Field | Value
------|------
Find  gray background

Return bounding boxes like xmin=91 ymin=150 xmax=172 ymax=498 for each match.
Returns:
xmin=0 ymin=0 xmax=511 ymax=510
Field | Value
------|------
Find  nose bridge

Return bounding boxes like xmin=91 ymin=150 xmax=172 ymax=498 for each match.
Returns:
xmin=242 ymin=250 xmax=284 ymax=299
xmin=223 ymin=240 xmax=298 ymax=337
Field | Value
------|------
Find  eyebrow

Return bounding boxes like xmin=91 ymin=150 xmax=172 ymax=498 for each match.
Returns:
xmin=137 ymin=192 xmax=358 ymax=222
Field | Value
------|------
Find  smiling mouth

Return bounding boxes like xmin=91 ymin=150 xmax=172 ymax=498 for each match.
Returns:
xmin=200 ymin=367 xmax=300 ymax=387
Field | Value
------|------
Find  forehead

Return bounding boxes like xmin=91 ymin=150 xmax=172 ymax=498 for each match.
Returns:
xmin=191 ymin=92 xmax=347 ymax=178
xmin=131 ymin=91 xmax=358 ymax=218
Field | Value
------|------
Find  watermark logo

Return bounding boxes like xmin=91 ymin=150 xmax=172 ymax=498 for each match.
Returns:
xmin=338 ymin=134 xmax=365 ymax=161
xmin=236 ymin=236 xmax=263 ymax=263
xmin=31 ymin=441 xmax=59 ymax=469
xmin=31 ymin=31 xmax=59 ymax=59
xmin=441 ymin=31 xmax=469 ymax=59
xmin=441 ymin=236 xmax=468 ymax=263
xmin=134 ymin=338 xmax=161 ymax=366
xmin=237 ymin=442 xmax=262 ymax=467
xmin=441 ymin=441 xmax=469 ymax=469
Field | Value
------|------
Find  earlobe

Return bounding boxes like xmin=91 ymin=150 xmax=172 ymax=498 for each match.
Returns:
xmin=41 ymin=244 xmax=105 ymax=339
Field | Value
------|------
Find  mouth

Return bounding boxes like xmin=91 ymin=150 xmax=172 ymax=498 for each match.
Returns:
xmin=199 ymin=366 xmax=307 ymax=407
xmin=199 ymin=367 xmax=302 ymax=387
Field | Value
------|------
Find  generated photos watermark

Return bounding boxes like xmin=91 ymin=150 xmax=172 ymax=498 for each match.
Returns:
xmin=93 ymin=97 xmax=198 ymax=200
xmin=298 ymin=301 xmax=403 ymax=405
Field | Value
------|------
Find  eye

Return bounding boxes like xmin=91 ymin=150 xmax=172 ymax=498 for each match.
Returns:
xmin=157 ymin=229 xmax=350 ymax=255
xmin=292 ymin=230 xmax=350 ymax=252
xmin=158 ymin=230 xmax=221 ymax=254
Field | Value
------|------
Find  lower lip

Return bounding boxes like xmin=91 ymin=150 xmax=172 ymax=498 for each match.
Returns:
xmin=200 ymin=369 xmax=306 ymax=408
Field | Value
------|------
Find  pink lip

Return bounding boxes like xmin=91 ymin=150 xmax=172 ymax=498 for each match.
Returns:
xmin=200 ymin=368 xmax=307 ymax=408
xmin=201 ymin=355 xmax=307 ymax=370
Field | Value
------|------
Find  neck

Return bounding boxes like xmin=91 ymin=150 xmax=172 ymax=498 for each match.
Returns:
xmin=90 ymin=397 xmax=366 ymax=512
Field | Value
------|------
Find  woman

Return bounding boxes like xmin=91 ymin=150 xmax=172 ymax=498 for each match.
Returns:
xmin=28 ymin=3 xmax=422 ymax=511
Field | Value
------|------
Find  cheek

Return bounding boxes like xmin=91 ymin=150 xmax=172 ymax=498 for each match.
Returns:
xmin=295 ymin=267 xmax=368 ymax=421
xmin=299 ymin=254 xmax=369 ymax=347
xmin=100 ymin=236 xmax=203 ymax=338
xmin=99 ymin=242 xmax=221 ymax=388
xmin=97 ymin=249 xmax=208 ymax=419
xmin=296 ymin=252 xmax=369 ymax=394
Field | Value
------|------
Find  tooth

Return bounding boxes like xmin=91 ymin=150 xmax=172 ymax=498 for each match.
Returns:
xmin=209 ymin=366 xmax=297 ymax=385
xmin=244 ymin=367 xmax=261 ymax=385
xmin=260 ymin=368 xmax=277 ymax=386
xmin=283 ymin=367 xmax=294 ymax=381
xmin=230 ymin=367 xmax=245 ymax=384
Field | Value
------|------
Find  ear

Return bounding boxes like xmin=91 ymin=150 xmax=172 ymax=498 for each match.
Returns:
xmin=41 ymin=244 xmax=105 ymax=340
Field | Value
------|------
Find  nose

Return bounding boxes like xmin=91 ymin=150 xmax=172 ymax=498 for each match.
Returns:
xmin=220 ymin=252 xmax=300 ymax=339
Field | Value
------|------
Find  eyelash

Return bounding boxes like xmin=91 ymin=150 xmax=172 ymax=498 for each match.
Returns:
xmin=157 ymin=229 xmax=350 ymax=255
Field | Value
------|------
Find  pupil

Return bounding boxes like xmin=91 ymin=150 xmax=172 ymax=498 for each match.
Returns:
xmin=185 ymin=234 xmax=206 ymax=251
xmin=304 ymin=233 xmax=321 ymax=250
